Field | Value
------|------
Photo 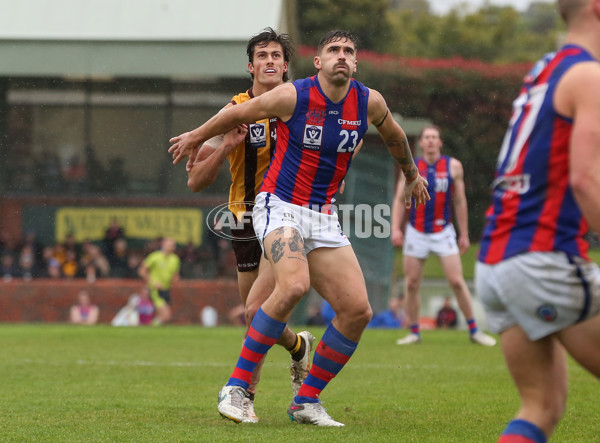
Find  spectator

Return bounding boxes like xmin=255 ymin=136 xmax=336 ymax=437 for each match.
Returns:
xmin=63 ymin=233 xmax=79 ymax=256
xmin=305 ymin=304 xmax=325 ymax=326
xmin=83 ymin=262 xmax=99 ymax=283
xmin=109 ymin=237 xmax=129 ymax=278
xmin=19 ymin=230 xmax=44 ymax=271
xmin=103 ymin=218 xmax=125 ymax=259
xmin=44 ymin=257 xmax=63 ymax=279
xmin=111 ymin=287 xmax=155 ymax=327
xmin=18 ymin=244 xmax=37 ymax=280
xmin=1 ymin=253 xmax=20 ymax=281
xmin=368 ymin=296 xmax=406 ymax=329
xmin=40 ymin=245 xmax=54 ymax=270
xmin=51 ymin=242 xmax=67 ymax=266
xmin=62 ymin=249 xmax=79 ymax=279
xmin=80 ymin=243 xmax=110 ymax=278
xmin=125 ymin=250 xmax=144 ymax=279
xmin=70 ymin=290 xmax=99 ymax=325
xmin=436 ymin=296 xmax=458 ymax=329
xmin=136 ymin=287 xmax=155 ymax=326
xmin=179 ymin=241 xmax=200 ymax=278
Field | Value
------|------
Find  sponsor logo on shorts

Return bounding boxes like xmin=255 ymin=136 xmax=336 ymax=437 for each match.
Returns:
xmin=536 ymin=304 xmax=557 ymax=322
xmin=282 ymin=211 xmax=295 ymax=222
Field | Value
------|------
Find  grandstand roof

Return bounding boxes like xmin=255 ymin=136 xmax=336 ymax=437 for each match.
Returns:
xmin=0 ymin=0 xmax=287 ymax=78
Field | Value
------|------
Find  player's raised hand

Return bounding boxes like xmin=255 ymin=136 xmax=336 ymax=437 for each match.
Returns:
xmin=185 ymin=146 xmax=201 ymax=173
xmin=404 ymin=175 xmax=430 ymax=209
xmin=222 ymin=124 xmax=248 ymax=154
xmin=169 ymin=131 xmax=200 ymax=165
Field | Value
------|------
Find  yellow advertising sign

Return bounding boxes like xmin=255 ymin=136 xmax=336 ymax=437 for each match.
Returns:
xmin=55 ymin=207 xmax=203 ymax=246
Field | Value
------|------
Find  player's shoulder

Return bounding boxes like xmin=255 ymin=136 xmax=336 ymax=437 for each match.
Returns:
xmin=449 ymin=156 xmax=464 ymax=178
xmin=292 ymin=76 xmax=317 ymax=92
xmin=231 ymin=89 xmax=252 ymax=105
xmin=561 ymin=58 xmax=600 ymax=85
xmin=555 ymin=59 xmax=600 ymax=116
xmin=366 ymin=88 xmax=386 ymax=114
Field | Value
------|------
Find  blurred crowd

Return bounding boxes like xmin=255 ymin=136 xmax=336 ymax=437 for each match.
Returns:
xmin=0 ymin=220 xmax=236 ymax=282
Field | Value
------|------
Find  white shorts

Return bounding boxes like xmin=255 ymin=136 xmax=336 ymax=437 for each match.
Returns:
xmin=252 ymin=192 xmax=351 ymax=254
xmin=475 ymin=252 xmax=600 ymax=341
xmin=402 ymin=224 xmax=459 ymax=259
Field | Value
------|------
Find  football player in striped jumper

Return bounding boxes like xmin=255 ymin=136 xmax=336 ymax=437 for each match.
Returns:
xmin=169 ymin=29 xmax=429 ymax=426
xmin=476 ymin=0 xmax=600 ymax=441
xmin=392 ymin=125 xmax=496 ymax=347
xmin=185 ymin=28 xmax=315 ymax=423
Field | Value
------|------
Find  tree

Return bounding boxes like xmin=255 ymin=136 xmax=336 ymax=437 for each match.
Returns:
xmin=390 ymin=0 xmax=430 ymax=14
xmin=383 ymin=3 xmax=560 ymax=62
xmin=297 ymin=0 xmax=393 ymax=51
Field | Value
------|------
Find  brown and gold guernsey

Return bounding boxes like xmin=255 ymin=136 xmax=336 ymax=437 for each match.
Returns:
xmin=227 ymin=88 xmax=277 ymax=219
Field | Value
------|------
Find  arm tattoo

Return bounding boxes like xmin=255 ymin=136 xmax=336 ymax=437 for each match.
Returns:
xmin=389 ymin=134 xmax=418 ymax=181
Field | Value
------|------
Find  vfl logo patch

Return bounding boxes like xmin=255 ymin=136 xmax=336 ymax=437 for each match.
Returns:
xmin=536 ymin=304 xmax=557 ymax=322
xmin=248 ymin=122 xmax=267 ymax=148
xmin=303 ymin=124 xmax=323 ymax=150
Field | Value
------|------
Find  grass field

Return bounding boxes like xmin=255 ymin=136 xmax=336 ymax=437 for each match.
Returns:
xmin=2 ymin=325 xmax=599 ymax=442
xmin=394 ymin=245 xmax=600 ymax=280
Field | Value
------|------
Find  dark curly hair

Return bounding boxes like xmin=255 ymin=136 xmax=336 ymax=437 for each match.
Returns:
xmin=246 ymin=27 xmax=294 ymax=82
xmin=317 ymin=30 xmax=358 ymax=54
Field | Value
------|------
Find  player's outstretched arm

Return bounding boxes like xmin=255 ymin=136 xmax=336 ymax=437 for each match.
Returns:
xmin=168 ymin=83 xmax=296 ymax=165
xmin=187 ymin=125 xmax=248 ymax=192
xmin=368 ymin=89 xmax=430 ymax=209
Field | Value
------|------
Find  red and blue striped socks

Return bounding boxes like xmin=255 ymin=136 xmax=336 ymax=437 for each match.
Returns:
xmin=227 ymin=307 xmax=286 ymax=390
xmin=499 ymin=419 xmax=546 ymax=443
xmin=295 ymin=323 xmax=357 ymax=403
xmin=467 ymin=318 xmax=478 ymax=335
xmin=410 ymin=323 xmax=420 ymax=336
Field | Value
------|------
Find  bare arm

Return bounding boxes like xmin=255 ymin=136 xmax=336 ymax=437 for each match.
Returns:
xmin=187 ymin=125 xmax=248 ymax=192
xmin=70 ymin=306 xmax=81 ymax=324
xmin=556 ymin=62 xmax=600 ymax=234
xmin=391 ymin=174 xmax=408 ymax=248
xmin=85 ymin=306 xmax=99 ymax=325
xmin=368 ymin=89 xmax=429 ymax=208
xmin=450 ymin=158 xmax=470 ymax=255
xmin=169 ymin=83 xmax=297 ymax=164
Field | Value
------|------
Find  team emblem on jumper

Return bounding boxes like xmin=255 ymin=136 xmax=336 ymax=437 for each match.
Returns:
xmin=248 ymin=122 xmax=267 ymax=148
xmin=536 ymin=304 xmax=557 ymax=322
xmin=303 ymin=124 xmax=323 ymax=150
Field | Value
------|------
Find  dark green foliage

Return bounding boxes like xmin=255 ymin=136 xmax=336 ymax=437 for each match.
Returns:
xmin=297 ymin=0 xmax=393 ymax=50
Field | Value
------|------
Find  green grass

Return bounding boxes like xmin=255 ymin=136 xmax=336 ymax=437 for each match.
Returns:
xmin=394 ymin=245 xmax=600 ymax=280
xmin=1 ymin=325 xmax=599 ymax=442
